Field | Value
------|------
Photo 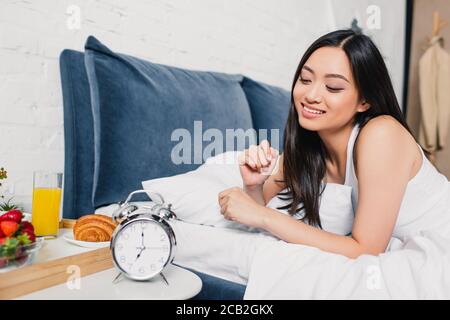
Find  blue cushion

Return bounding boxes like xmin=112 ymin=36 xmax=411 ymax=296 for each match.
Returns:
xmin=84 ymin=36 xmax=254 ymax=208
xmin=241 ymin=77 xmax=290 ymax=152
xmin=59 ymin=50 xmax=96 ymax=218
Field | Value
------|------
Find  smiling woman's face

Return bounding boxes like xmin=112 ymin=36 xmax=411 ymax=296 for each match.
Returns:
xmin=293 ymin=46 xmax=368 ymax=132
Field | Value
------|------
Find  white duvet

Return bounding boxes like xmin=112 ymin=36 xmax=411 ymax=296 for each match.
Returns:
xmin=97 ymin=151 xmax=450 ymax=299
xmin=98 ymin=203 xmax=450 ymax=299
xmin=168 ymin=220 xmax=450 ymax=300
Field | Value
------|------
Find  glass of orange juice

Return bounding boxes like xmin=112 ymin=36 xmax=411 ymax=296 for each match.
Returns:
xmin=31 ymin=171 xmax=63 ymax=238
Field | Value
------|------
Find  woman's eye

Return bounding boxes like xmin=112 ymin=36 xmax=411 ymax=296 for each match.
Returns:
xmin=326 ymin=86 xmax=343 ymax=93
xmin=299 ymin=78 xmax=311 ymax=84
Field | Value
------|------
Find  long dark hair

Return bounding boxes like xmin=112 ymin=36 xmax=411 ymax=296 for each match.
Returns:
xmin=277 ymin=29 xmax=418 ymax=228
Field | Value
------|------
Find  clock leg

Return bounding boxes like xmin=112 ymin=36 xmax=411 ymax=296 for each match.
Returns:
xmin=112 ymin=272 xmax=124 ymax=284
xmin=160 ymin=272 xmax=170 ymax=286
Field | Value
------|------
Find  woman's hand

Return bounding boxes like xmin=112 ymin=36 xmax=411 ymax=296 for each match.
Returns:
xmin=218 ymin=187 xmax=269 ymax=229
xmin=238 ymin=140 xmax=279 ymax=187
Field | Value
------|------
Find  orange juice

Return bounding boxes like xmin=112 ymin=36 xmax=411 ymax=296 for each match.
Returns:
xmin=31 ymin=188 xmax=62 ymax=237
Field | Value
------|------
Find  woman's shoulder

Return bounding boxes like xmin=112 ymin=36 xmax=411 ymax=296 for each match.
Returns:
xmin=360 ymin=115 xmax=406 ymax=135
xmin=357 ymin=115 xmax=415 ymax=148
xmin=354 ymin=115 xmax=419 ymax=175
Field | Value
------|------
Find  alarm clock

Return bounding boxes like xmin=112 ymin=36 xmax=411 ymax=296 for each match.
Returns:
xmin=110 ymin=190 xmax=177 ymax=284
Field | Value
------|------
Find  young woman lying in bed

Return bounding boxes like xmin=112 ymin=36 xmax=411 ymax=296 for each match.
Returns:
xmin=218 ymin=29 xmax=450 ymax=259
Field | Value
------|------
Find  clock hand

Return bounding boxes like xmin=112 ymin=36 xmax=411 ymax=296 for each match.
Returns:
xmin=141 ymin=229 xmax=145 ymax=248
xmin=135 ymin=247 xmax=145 ymax=261
xmin=135 ymin=226 xmax=147 ymax=262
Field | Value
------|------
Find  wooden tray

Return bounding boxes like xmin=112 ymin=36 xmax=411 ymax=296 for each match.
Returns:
xmin=0 ymin=219 xmax=114 ymax=299
xmin=60 ymin=218 xmax=77 ymax=229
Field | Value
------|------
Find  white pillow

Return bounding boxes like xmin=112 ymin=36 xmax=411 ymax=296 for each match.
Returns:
xmin=141 ymin=151 xmax=259 ymax=231
xmin=104 ymin=150 xmax=353 ymax=236
xmin=266 ymin=183 xmax=354 ymax=236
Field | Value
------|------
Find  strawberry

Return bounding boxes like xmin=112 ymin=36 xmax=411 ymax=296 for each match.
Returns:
xmin=0 ymin=221 xmax=19 ymax=237
xmin=20 ymin=221 xmax=34 ymax=233
xmin=0 ymin=237 xmax=6 ymax=245
xmin=0 ymin=227 xmax=4 ymax=238
xmin=0 ymin=209 xmax=23 ymax=223
xmin=21 ymin=229 xmax=36 ymax=243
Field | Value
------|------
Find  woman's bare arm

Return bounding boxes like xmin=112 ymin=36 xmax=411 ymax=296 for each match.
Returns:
xmin=259 ymin=117 xmax=417 ymax=258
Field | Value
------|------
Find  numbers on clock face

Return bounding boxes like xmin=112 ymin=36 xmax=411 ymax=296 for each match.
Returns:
xmin=128 ymin=224 xmax=136 ymax=233
xmin=114 ymin=220 xmax=171 ymax=278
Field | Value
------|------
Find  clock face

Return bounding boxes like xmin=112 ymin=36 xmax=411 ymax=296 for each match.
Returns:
xmin=113 ymin=219 xmax=171 ymax=280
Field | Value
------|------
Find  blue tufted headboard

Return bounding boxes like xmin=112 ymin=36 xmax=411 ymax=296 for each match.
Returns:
xmin=59 ymin=38 xmax=289 ymax=220
xmin=60 ymin=49 xmax=96 ymax=219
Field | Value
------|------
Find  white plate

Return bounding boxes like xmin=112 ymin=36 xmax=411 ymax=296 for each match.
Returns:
xmin=63 ymin=232 xmax=110 ymax=248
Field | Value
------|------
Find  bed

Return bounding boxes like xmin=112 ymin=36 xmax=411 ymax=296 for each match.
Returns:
xmin=60 ymin=36 xmax=450 ymax=300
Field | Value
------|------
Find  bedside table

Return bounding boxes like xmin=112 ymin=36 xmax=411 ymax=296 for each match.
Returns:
xmin=16 ymin=264 xmax=202 ymax=300
xmin=12 ymin=228 xmax=202 ymax=300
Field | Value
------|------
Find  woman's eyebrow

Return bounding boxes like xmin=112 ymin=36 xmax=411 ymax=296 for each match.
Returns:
xmin=302 ymin=65 xmax=350 ymax=83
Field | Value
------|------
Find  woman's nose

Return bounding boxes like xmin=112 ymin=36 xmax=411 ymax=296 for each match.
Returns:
xmin=305 ymin=85 xmax=323 ymax=104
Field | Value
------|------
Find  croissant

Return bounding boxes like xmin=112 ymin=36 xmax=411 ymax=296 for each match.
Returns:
xmin=73 ymin=214 xmax=117 ymax=242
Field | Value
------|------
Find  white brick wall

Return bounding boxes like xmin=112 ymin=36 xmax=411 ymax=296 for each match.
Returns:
xmin=0 ymin=0 xmax=406 ymax=212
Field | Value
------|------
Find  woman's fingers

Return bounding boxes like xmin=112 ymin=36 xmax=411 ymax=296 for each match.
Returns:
xmin=239 ymin=141 xmax=276 ymax=172
xmin=260 ymin=140 xmax=271 ymax=160
xmin=248 ymin=145 xmax=261 ymax=169
xmin=218 ymin=189 xmax=235 ymax=215
xmin=260 ymin=147 xmax=280 ymax=175
xmin=258 ymin=140 xmax=270 ymax=166
xmin=218 ymin=188 xmax=233 ymax=201
xmin=270 ymin=147 xmax=279 ymax=160
xmin=239 ymin=150 xmax=255 ymax=169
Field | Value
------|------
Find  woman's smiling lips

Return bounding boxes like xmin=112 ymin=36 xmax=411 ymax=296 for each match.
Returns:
xmin=301 ymin=103 xmax=326 ymax=119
